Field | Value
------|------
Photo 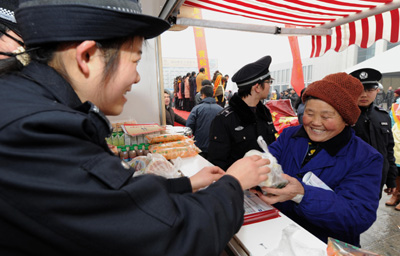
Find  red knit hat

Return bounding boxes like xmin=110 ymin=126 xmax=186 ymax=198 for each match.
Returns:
xmin=302 ymin=72 xmax=363 ymax=125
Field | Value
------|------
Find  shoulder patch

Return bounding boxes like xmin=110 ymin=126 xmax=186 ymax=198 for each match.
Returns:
xmin=219 ymin=107 xmax=234 ymax=117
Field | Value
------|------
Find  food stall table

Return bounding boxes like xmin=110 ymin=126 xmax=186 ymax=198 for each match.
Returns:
xmin=172 ymin=155 xmax=327 ymax=256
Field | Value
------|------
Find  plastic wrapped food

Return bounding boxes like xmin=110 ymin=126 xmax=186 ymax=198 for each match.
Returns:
xmin=326 ymin=237 xmax=382 ymax=256
xmin=244 ymin=136 xmax=288 ymax=188
xmin=150 ymin=144 xmax=201 ymax=160
xmin=145 ymin=133 xmax=186 ymax=144
xmin=148 ymin=138 xmax=194 ymax=152
xmin=130 ymin=153 xmax=181 ymax=179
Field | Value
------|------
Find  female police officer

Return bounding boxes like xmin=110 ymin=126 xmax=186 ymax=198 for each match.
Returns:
xmin=0 ymin=1 xmax=270 ymax=255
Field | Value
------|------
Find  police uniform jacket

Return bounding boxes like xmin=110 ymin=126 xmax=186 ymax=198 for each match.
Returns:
xmin=208 ymin=93 xmax=276 ymax=170
xmin=0 ymin=62 xmax=245 ymax=256
xmin=270 ymin=126 xmax=382 ymax=247
xmin=352 ymin=104 xmax=398 ymax=191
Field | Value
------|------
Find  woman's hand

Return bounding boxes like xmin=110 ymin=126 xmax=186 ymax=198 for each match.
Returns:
xmin=226 ymin=155 xmax=271 ymax=190
xmin=252 ymin=174 xmax=305 ymax=204
xmin=189 ymin=166 xmax=225 ymax=192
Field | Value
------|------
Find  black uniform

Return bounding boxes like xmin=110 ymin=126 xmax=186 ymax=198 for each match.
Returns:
xmin=0 ymin=62 xmax=245 ymax=256
xmin=208 ymin=93 xmax=276 ymax=170
xmin=352 ymin=104 xmax=398 ymax=194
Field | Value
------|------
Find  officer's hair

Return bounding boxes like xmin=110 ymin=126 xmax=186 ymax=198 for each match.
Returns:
xmin=201 ymin=85 xmax=214 ymax=98
xmin=238 ymin=77 xmax=267 ymax=98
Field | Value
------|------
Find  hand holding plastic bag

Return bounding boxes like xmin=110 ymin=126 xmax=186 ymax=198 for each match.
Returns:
xmin=244 ymin=136 xmax=288 ymax=188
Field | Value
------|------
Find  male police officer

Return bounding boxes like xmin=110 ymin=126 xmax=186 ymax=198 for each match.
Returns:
xmin=350 ymin=68 xmax=398 ymax=198
xmin=208 ymin=56 xmax=277 ymax=170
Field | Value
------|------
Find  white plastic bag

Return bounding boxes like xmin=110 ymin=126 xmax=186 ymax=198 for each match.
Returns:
xmin=244 ymin=136 xmax=288 ymax=188
xmin=265 ymin=224 xmax=327 ymax=256
xmin=130 ymin=153 xmax=182 ymax=179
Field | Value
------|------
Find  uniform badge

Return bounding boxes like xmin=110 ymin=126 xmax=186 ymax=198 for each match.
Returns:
xmin=359 ymin=71 xmax=368 ymax=79
xmin=235 ymin=126 xmax=244 ymax=131
xmin=381 ymin=122 xmax=388 ymax=126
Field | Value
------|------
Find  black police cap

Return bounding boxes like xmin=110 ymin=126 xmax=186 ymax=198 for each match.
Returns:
xmin=0 ymin=0 xmax=20 ymax=36
xmin=232 ymin=55 xmax=272 ymax=87
xmin=15 ymin=0 xmax=171 ymax=46
xmin=349 ymin=68 xmax=382 ymax=89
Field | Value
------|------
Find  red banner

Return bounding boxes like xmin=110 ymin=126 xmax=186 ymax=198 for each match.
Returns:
xmin=287 ymin=25 xmax=305 ymax=97
xmin=192 ymin=8 xmax=210 ymax=80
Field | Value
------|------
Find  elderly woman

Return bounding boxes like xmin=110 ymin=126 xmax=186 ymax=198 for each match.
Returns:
xmin=254 ymin=72 xmax=383 ymax=247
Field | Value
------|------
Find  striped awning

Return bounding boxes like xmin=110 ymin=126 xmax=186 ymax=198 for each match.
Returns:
xmin=182 ymin=0 xmax=400 ymax=57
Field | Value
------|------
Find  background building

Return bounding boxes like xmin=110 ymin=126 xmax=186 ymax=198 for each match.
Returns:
xmin=270 ymin=40 xmax=400 ymax=94
xmin=162 ymin=58 xmax=218 ymax=91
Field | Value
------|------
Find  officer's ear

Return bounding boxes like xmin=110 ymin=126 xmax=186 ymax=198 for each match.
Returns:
xmin=75 ymin=40 xmax=98 ymax=76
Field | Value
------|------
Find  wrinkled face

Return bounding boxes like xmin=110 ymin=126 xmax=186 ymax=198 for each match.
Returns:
xmin=358 ymin=87 xmax=378 ymax=107
xmin=0 ymin=30 xmax=23 ymax=59
xmin=96 ymin=38 xmax=143 ymax=115
xmin=303 ymin=99 xmax=346 ymax=142
xmin=164 ymin=93 xmax=170 ymax=106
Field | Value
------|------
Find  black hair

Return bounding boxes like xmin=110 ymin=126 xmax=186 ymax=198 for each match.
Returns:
xmin=199 ymin=67 xmax=205 ymax=73
xmin=200 ymin=85 xmax=214 ymax=98
xmin=201 ymin=79 xmax=212 ymax=86
xmin=237 ymin=77 xmax=268 ymax=98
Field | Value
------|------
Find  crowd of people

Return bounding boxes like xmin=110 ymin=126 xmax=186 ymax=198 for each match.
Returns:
xmin=172 ymin=69 xmax=230 ymax=112
xmin=0 ymin=0 xmax=398 ymax=255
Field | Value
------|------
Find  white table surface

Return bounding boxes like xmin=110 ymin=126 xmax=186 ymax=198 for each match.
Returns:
xmin=172 ymin=155 xmax=327 ymax=256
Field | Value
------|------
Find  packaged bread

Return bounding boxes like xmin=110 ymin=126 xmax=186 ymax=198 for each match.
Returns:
xmin=150 ymin=144 xmax=201 ymax=160
xmin=148 ymin=138 xmax=194 ymax=152
xmin=145 ymin=133 xmax=186 ymax=144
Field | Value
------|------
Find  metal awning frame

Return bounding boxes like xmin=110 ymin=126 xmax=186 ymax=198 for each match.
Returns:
xmin=158 ymin=0 xmax=400 ymax=37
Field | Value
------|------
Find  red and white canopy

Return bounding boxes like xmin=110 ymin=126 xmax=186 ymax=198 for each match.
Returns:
xmin=181 ymin=0 xmax=400 ymax=57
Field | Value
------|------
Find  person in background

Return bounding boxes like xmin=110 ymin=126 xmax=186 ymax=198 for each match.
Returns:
xmin=164 ymin=89 xmax=186 ymax=126
xmin=227 ymin=90 xmax=233 ymax=102
xmin=293 ymin=88 xmax=306 ymax=125
xmin=186 ymin=85 xmax=223 ymax=159
xmin=387 ymin=97 xmax=400 ymax=210
xmin=374 ymin=83 xmax=385 ymax=107
xmin=350 ymin=68 xmax=397 ymax=199
xmin=189 ymin=71 xmax=197 ymax=110
xmin=385 ymin=86 xmax=394 ymax=111
xmin=213 ymin=71 xmax=226 ymax=108
xmin=173 ymin=76 xmax=179 ymax=108
xmin=183 ymin=72 xmax=191 ymax=111
xmin=179 ymin=74 xmax=185 ymax=110
xmin=0 ymin=1 xmax=272 ymax=255
xmin=194 ymin=79 xmax=211 ymax=106
xmin=208 ymin=55 xmax=277 ymax=170
xmin=254 ymin=72 xmax=382 ymax=247
xmin=0 ymin=0 xmax=24 ymax=59
xmin=289 ymin=88 xmax=299 ymax=108
xmin=196 ymin=67 xmax=207 ymax=93
xmin=269 ymin=90 xmax=278 ymax=100
xmin=394 ymin=88 xmax=400 ymax=103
